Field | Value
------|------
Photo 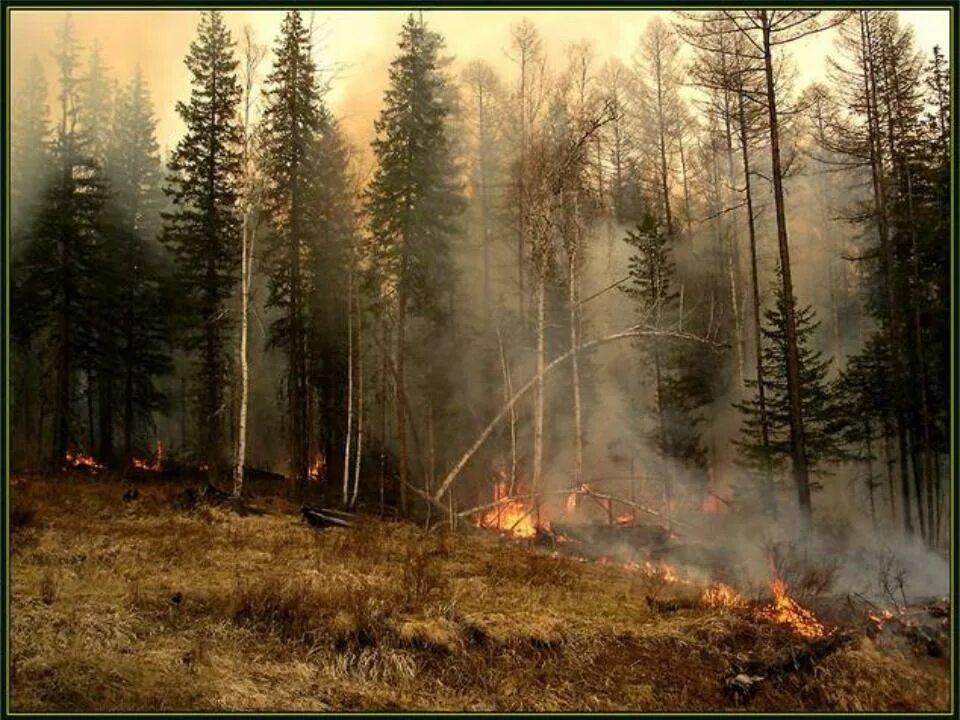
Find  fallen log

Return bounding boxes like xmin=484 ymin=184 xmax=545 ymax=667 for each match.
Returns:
xmin=724 ymin=632 xmax=852 ymax=705
xmin=302 ymin=506 xmax=354 ymax=529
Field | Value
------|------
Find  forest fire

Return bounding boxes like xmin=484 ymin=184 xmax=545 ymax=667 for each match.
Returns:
xmin=756 ymin=575 xmax=826 ymax=639
xmin=64 ymin=450 xmax=104 ymax=473
xmin=474 ymin=482 xmax=546 ymax=538
xmin=131 ymin=440 xmax=164 ymax=471
xmin=702 ymin=582 xmax=748 ymax=609
xmin=308 ymin=451 xmax=325 ymax=482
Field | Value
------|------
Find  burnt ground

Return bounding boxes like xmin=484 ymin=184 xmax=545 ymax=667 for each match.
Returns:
xmin=9 ymin=474 xmax=950 ymax=712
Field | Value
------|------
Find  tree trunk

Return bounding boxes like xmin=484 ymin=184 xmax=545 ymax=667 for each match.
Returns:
xmin=736 ymin=67 xmax=774 ymax=516
xmin=532 ymin=273 xmax=545 ymax=493
xmin=396 ymin=284 xmax=408 ymax=516
xmin=569 ymin=244 xmax=584 ymax=488
xmin=351 ymin=288 xmax=364 ymax=507
xmin=760 ymin=12 xmax=811 ymax=525
xmin=343 ymin=266 xmax=354 ymax=505
xmin=233 ymin=209 xmax=249 ymax=496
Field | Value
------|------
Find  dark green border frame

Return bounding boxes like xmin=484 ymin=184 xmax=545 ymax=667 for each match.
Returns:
xmin=0 ymin=1 xmax=955 ymax=717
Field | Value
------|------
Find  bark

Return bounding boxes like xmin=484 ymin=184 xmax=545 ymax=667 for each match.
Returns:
xmin=569 ymin=243 xmax=584 ymax=487
xmin=233 ymin=209 xmax=249 ymax=497
xmin=531 ymin=274 xmax=545 ymax=493
xmin=760 ymin=11 xmax=811 ymax=525
xmin=736 ymin=59 xmax=774 ymax=514
xmin=351 ymin=288 xmax=364 ymax=507
xmin=496 ymin=323 xmax=518 ymax=493
xmin=343 ymin=266 xmax=354 ymax=505
xmin=396 ymin=282 xmax=408 ymax=515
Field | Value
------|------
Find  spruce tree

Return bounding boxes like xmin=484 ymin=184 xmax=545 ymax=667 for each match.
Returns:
xmin=735 ymin=278 xmax=848 ymax=501
xmin=15 ymin=15 xmax=108 ymax=469
xmin=365 ymin=14 xmax=464 ymax=514
xmin=108 ymin=69 xmax=173 ymax=464
xmin=162 ymin=10 xmax=242 ymax=478
xmin=260 ymin=9 xmax=327 ymax=495
xmin=622 ymin=215 xmax=709 ymax=498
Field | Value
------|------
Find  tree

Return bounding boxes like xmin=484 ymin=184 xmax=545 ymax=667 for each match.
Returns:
xmin=633 ymin=17 xmax=684 ymax=238
xmin=623 ymin=214 xmax=708 ymax=510
xmin=107 ymin=69 xmax=173 ymax=465
xmin=15 ymin=14 xmax=108 ymax=470
xmin=365 ymin=14 xmax=463 ymax=515
xmin=735 ymin=278 xmax=849 ymax=503
xmin=232 ymin=25 xmax=267 ymax=498
xmin=162 ymin=10 xmax=243 ymax=480
xmin=717 ymin=10 xmax=847 ymax=525
xmin=260 ymin=10 xmax=327 ymax=496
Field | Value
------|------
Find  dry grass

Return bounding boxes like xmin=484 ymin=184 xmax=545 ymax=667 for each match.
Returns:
xmin=9 ymin=475 xmax=950 ymax=712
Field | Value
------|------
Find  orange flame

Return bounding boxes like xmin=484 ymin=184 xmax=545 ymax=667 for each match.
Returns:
xmin=702 ymin=582 xmax=748 ymax=609
xmin=474 ymin=482 xmax=547 ymax=539
xmin=756 ymin=576 xmax=825 ymax=638
xmin=132 ymin=439 xmax=164 ymax=472
xmin=65 ymin=450 xmax=104 ymax=473
xmin=615 ymin=511 xmax=635 ymax=525
xmin=308 ymin=451 xmax=325 ymax=481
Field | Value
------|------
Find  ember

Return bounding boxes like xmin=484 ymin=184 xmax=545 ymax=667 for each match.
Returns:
xmin=64 ymin=450 xmax=104 ymax=473
xmin=308 ymin=451 xmax=325 ymax=481
xmin=131 ymin=439 xmax=164 ymax=471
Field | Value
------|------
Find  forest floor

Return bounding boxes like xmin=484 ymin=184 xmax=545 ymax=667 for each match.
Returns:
xmin=9 ymin=474 xmax=951 ymax=712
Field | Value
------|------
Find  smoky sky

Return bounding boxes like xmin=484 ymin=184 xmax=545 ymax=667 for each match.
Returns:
xmin=8 ymin=9 xmax=950 ymax=161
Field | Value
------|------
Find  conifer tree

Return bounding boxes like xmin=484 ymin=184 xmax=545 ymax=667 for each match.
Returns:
xmin=260 ymin=9 xmax=326 ymax=495
xmin=365 ymin=14 xmax=464 ymax=514
xmin=162 ymin=10 xmax=243 ymax=478
xmin=735 ymin=278 xmax=849 ymax=499
xmin=108 ymin=69 xmax=173 ymax=464
xmin=15 ymin=15 xmax=108 ymax=469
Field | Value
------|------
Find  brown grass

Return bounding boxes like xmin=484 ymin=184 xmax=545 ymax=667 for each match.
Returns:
xmin=9 ymin=476 xmax=950 ymax=712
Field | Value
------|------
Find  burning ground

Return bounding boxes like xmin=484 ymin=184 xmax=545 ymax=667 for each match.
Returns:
xmin=10 ymin=475 xmax=950 ymax=712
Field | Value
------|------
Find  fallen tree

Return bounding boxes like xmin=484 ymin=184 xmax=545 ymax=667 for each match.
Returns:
xmin=432 ymin=324 xmax=720 ymax=505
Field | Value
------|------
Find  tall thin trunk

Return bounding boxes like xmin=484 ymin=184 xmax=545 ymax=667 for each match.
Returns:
xmin=233 ymin=210 xmax=249 ymax=497
xmin=760 ymin=11 xmax=811 ymax=524
xmin=379 ymin=315 xmax=388 ymax=516
xmin=343 ymin=266 xmax=354 ymax=505
xmin=351 ymin=289 xmax=364 ymax=507
xmin=569 ymin=240 xmax=584 ymax=488
xmin=496 ymin=323 xmax=517 ymax=494
xmin=396 ymin=284 xmax=408 ymax=515
xmin=736 ymin=71 xmax=774 ymax=515
xmin=531 ymin=274 xmax=545 ymax=493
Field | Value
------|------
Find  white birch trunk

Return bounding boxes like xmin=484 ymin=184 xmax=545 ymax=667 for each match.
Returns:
xmin=342 ymin=266 xmax=354 ymax=506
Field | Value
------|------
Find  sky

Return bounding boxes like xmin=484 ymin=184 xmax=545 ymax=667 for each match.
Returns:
xmin=8 ymin=9 xmax=951 ymax=157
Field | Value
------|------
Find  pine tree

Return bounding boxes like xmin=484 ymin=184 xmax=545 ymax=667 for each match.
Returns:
xmin=162 ymin=10 xmax=243 ymax=479
xmin=10 ymin=55 xmax=52 ymax=469
xmin=735 ymin=278 xmax=849 ymax=502
xmin=260 ymin=10 xmax=327 ymax=496
xmin=108 ymin=69 xmax=173 ymax=465
xmin=365 ymin=14 xmax=464 ymax=515
xmin=622 ymin=215 xmax=708 ymax=504
xmin=307 ymin=111 xmax=354 ymax=503
xmin=15 ymin=15 xmax=108 ymax=470
xmin=10 ymin=56 xmax=51 ymax=254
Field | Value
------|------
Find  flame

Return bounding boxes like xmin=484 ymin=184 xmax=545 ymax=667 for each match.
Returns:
xmin=702 ymin=582 xmax=748 ymax=609
xmin=756 ymin=576 xmax=825 ymax=638
xmin=701 ymin=494 xmax=724 ymax=513
xmin=308 ymin=451 xmax=325 ymax=481
xmin=131 ymin=439 xmax=164 ymax=471
xmin=64 ymin=450 xmax=104 ymax=473
xmin=474 ymin=482 xmax=547 ymax=539
xmin=615 ymin=511 xmax=635 ymax=525
xmin=565 ymin=490 xmax=577 ymax=514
